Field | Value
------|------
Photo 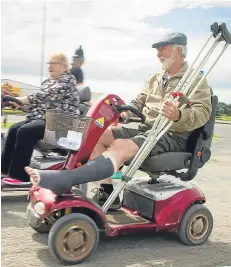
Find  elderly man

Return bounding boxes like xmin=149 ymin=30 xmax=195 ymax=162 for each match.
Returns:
xmin=1 ymin=53 xmax=80 ymax=182
xmin=25 ymin=32 xmax=212 ymax=208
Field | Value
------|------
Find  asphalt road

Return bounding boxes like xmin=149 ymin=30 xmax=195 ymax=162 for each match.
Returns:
xmin=1 ymin=121 xmax=231 ymax=267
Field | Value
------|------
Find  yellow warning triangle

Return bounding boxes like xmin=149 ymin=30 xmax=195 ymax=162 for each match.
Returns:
xmin=104 ymin=99 xmax=109 ymax=105
xmin=97 ymin=117 xmax=104 ymax=125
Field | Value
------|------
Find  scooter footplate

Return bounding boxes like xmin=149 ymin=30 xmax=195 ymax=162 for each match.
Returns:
xmin=106 ymin=209 xmax=149 ymax=225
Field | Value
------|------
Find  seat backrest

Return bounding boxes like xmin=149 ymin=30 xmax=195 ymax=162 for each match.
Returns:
xmin=179 ymin=93 xmax=218 ymax=181
xmin=77 ymin=85 xmax=91 ymax=102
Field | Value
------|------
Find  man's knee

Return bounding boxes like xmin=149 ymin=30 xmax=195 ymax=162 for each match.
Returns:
xmin=108 ymin=139 xmax=139 ymax=162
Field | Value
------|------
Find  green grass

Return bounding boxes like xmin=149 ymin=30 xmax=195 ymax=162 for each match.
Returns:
xmin=216 ymin=115 xmax=231 ymax=122
xmin=2 ymin=109 xmax=25 ymax=115
xmin=1 ymin=121 xmax=14 ymax=128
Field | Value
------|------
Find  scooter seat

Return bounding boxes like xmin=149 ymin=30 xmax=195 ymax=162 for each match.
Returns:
xmin=35 ymin=140 xmax=63 ymax=151
xmin=139 ymin=152 xmax=192 ymax=172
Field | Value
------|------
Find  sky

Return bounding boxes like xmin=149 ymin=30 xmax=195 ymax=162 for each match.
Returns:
xmin=1 ymin=0 xmax=231 ymax=103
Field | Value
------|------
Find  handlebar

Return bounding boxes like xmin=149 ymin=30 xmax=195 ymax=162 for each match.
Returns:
xmin=116 ymin=105 xmax=146 ymax=123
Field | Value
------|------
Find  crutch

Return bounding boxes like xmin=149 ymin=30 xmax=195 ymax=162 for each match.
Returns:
xmin=102 ymin=22 xmax=231 ymax=213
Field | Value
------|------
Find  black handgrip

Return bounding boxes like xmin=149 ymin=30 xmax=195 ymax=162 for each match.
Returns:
xmin=219 ymin=23 xmax=231 ymax=44
xmin=211 ymin=22 xmax=219 ymax=38
xmin=129 ymin=117 xmax=143 ymax=123
xmin=116 ymin=105 xmax=146 ymax=123
xmin=2 ymin=95 xmax=22 ymax=105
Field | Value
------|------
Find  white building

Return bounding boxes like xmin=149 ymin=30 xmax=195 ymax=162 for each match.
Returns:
xmin=1 ymin=79 xmax=103 ymax=101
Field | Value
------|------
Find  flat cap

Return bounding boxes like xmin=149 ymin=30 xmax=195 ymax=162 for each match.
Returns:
xmin=152 ymin=32 xmax=187 ymax=48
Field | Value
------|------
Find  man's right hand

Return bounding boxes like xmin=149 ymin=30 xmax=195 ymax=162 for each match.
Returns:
xmin=120 ymin=111 xmax=130 ymax=124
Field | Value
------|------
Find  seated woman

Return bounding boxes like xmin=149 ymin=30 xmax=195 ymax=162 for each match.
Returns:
xmin=1 ymin=53 xmax=81 ymax=183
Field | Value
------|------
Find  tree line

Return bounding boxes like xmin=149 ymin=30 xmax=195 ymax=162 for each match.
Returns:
xmin=216 ymin=102 xmax=231 ymax=117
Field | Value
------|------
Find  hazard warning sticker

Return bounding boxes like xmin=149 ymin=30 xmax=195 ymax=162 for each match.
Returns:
xmin=94 ymin=117 xmax=105 ymax=128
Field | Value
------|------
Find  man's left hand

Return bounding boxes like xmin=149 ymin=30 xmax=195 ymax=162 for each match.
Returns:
xmin=161 ymin=101 xmax=180 ymax=121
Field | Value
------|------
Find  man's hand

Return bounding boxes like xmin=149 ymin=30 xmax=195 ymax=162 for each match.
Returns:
xmin=120 ymin=111 xmax=130 ymax=124
xmin=161 ymin=100 xmax=181 ymax=121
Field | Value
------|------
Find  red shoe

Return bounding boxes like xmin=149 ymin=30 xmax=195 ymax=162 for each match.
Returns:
xmin=2 ymin=177 xmax=31 ymax=185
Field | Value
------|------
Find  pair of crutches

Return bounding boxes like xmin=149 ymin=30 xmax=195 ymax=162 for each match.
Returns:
xmin=102 ymin=22 xmax=231 ymax=213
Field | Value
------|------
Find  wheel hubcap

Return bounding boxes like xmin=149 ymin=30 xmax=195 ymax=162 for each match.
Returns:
xmin=189 ymin=213 xmax=209 ymax=240
xmin=56 ymin=219 xmax=96 ymax=262
xmin=64 ymin=229 xmax=85 ymax=252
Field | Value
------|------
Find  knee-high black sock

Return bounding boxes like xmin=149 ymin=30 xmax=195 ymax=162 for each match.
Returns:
xmin=100 ymin=184 xmax=114 ymax=195
xmin=36 ymin=154 xmax=116 ymax=195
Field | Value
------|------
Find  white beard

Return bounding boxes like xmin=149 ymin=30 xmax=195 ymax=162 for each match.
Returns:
xmin=160 ymin=53 xmax=177 ymax=70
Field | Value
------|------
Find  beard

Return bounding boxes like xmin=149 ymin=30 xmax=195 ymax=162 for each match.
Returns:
xmin=160 ymin=52 xmax=177 ymax=70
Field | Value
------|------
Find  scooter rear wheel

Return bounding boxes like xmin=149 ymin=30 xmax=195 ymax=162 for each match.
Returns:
xmin=48 ymin=213 xmax=99 ymax=265
xmin=178 ymin=204 xmax=213 ymax=245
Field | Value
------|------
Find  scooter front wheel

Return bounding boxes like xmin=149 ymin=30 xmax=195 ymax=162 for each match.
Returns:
xmin=178 ymin=204 xmax=213 ymax=246
xmin=48 ymin=213 xmax=99 ymax=265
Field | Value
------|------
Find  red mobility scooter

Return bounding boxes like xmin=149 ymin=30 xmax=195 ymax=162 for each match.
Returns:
xmin=27 ymin=22 xmax=230 ymax=265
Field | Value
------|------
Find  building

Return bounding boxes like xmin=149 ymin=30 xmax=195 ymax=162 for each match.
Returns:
xmin=1 ymin=79 xmax=104 ymax=102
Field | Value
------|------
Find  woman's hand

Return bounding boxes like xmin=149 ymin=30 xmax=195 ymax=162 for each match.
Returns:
xmin=16 ymin=96 xmax=29 ymax=105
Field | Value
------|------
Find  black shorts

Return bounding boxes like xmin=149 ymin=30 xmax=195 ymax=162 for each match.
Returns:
xmin=111 ymin=126 xmax=187 ymax=157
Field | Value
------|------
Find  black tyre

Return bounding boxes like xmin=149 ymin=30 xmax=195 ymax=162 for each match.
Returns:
xmin=30 ymin=219 xmax=51 ymax=234
xmin=178 ymin=204 xmax=213 ymax=246
xmin=48 ymin=213 xmax=99 ymax=265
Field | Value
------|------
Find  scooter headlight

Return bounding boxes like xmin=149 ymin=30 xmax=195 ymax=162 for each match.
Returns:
xmin=34 ymin=201 xmax=45 ymax=215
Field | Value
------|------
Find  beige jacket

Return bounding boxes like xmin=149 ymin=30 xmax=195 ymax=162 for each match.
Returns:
xmin=130 ymin=62 xmax=212 ymax=138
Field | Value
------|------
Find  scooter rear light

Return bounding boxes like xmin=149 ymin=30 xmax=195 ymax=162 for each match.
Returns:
xmin=34 ymin=201 xmax=45 ymax=215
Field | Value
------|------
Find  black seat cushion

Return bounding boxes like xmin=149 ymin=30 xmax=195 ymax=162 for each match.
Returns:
xmin=35 ymin=140 xmax=63 ymax=151
xmin=139 ymin=152 xmax=192 ymax=172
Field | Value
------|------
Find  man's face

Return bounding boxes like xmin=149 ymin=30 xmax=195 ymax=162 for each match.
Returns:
xmin=156 ymin=45 xmax=178 ymax=71
xmin=71 ymin=57 xmax=83 ymax=68
xmin=47 ymin=56 xmax=66 ymax=79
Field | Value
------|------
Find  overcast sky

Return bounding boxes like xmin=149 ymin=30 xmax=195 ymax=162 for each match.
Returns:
xmin=1 ymin=0 xmax=231 ymax=103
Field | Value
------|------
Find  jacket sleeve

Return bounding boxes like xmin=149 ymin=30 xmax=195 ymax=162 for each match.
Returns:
xmin=28 ymin=77 xmax=80 ymax=106
xmin=170 ymin=76 xmax=212 ymax=132
xmin=129 ymin=78 xmax=151 ymax=113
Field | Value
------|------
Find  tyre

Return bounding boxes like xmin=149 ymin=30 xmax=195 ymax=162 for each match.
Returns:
xmin=48 ymin=213 xmax=99 ymax=265
xmin=178 ymin=204 xmax=213 ymax=246
xmin=30 ymin=219 xmax=51 ymax=234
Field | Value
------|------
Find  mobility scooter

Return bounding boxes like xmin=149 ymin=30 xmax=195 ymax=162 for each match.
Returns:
xmin=26 ymin=22 xmax=230 ymax=265
xmin=1 ymin=85 xmax=91 ymax=192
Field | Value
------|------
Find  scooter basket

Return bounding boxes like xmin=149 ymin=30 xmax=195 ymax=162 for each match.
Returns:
xmin=44 ymin=109 xmax=92 ymax=151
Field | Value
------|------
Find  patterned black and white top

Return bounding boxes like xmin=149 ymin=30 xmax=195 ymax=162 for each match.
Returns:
xmin=26 ymin=72 xmax=80 ymax=121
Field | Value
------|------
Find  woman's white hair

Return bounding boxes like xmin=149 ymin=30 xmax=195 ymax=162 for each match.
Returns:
xmin=52 ymin=53 xmax=69 ymax=71
xmin=174 ymin=44 xmax=187 ymax=58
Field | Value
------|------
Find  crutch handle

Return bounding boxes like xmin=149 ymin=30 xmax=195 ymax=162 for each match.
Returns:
xmin=219 ymin=23 xmax=231 ymax=44
xmin=210 ymin=22 xmax=219 ymax=38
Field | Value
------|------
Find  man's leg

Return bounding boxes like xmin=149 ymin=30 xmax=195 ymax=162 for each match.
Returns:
xmin=1 ymin=121 xmax=27 ymax=175
xmin=8 ymin=120 xmax=46 ymax=181
xmin=25 ymin=138 xmax=140 ymax=198
xmin=148 ymin=132 xmax=187 ymax=156
xmin=91 ymin=126 xmax=140 ymax=205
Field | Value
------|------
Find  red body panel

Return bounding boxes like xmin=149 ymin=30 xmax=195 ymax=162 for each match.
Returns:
xmin=65 ymin=94 xmax=125 ymax=169
xmin=29 ymin=184 xmax=205 ymax=236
